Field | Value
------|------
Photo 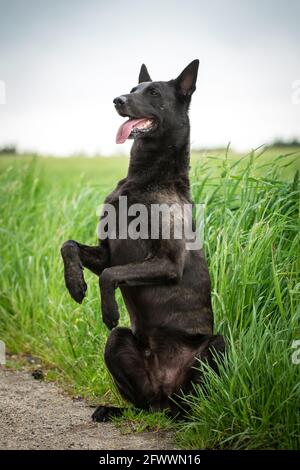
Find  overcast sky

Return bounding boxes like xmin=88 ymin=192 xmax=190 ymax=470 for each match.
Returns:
xmin=0 ymin=0 xmax=299 ymax=156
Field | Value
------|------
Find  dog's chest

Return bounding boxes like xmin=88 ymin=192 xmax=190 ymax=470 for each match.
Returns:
xmin=102 ymin=184 xmax=190 ymax=265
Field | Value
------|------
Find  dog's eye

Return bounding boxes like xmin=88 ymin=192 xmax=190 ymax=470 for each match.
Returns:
xmin=148 ymin=87 xmax=160 ymax=97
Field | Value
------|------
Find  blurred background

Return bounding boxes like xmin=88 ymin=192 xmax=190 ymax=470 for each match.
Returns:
xmin=0 ymin=0 xmax=300 ymax=157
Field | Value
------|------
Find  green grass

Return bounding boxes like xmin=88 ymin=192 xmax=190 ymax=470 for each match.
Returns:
xmin=0 ymin=147 xmax=299 ymax=449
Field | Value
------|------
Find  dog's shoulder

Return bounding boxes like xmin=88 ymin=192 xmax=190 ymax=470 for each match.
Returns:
xmin=104 ymin=177 xmax=128 ymax=204
xmin=147 ymin=187 xmax=190 ymax=206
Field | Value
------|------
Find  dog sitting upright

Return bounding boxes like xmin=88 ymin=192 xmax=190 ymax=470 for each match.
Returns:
xmin=61 ymin=60 xmax=225 ymax=421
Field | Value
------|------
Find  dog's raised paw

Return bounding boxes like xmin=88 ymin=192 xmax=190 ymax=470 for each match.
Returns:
xmin=102 ymin=299 xmax=120 ymax=330
xmin=64 ymin=267 xmax=87 ymax=303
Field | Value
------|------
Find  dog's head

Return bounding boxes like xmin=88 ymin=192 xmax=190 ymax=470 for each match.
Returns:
xmin=114 ymin=60 xmax=199 ymax=144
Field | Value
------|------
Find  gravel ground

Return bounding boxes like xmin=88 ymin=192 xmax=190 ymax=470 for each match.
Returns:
xmin=0 ymin=368 xmax=174 ymax=450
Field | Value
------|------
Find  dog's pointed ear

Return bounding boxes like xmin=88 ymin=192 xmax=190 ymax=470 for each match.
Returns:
xmin=175 ymin=59 xmax=199 ymax=97
xmin=139 ymin=64 xmax=152 ymax=83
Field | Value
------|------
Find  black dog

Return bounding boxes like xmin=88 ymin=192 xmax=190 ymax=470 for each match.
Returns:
xmin=61 ymin=60 xmax=225 ymax=421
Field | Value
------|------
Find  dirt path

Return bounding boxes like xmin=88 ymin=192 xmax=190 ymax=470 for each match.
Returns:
xmin=0 ymin=368 xmax=175 ymax=450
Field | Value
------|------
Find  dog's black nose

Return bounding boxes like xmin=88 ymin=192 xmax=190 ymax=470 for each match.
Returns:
xmin=113 ymin=96 xmax=126 ymax=107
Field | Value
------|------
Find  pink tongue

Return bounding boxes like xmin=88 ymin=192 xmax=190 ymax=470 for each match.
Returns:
xmin=116 ymin=118 xmax=148 ymax=144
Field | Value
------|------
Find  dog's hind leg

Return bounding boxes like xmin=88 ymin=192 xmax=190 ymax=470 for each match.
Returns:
xmin=92 ymin=405 xmax=123 ymax=422
xmin=178 ymin=333 xmax=226 ymax=406
xmin=61 ymin=240 xmax=109 ymax=303
xmin=92 ymin=327 xmax=161 ymax=422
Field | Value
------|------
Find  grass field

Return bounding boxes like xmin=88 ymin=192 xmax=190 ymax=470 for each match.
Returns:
xmin=0 ymin=147 xmax=300 ymax=449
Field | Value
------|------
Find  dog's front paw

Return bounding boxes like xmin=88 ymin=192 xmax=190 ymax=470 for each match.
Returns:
xmin=61 ymin=241 xmax=87 ymax=303
xmin=64 ymin=264 xmax=87 ymax=304
xmin=101 ymin=300 xmax=120 ymax=330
